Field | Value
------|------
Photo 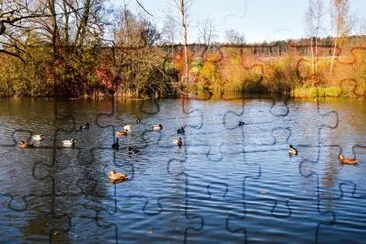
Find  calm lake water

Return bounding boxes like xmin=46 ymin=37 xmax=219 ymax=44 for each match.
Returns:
xmin=0 ymin=96 xmax=365 ymax=243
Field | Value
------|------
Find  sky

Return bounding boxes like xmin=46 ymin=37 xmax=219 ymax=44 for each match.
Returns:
xmin=109 ymin=0 xmax=366 ymax=43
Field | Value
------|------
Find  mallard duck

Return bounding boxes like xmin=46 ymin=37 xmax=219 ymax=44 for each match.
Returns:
xmin=76 ymin=123 xmax=89 ymax=132
xmin=123 ymin=124 xmax=132 ymax=133
xmin=82 ymin=123 xmax=89 ymax=129
xmin=112 ymin=138 xmax=119 ymax=150
xmin=108 ymin=170 xmax=128 ymax=182
xmin=288 ymin=145 xmax=298 ymax=156
xmin=62 ymin=138 xmax=76 ymax=147
xmin=19 ymin=140 xmax=34 ymax=148
xmin=177 ymin=127 xmax=185 ymax=134
xmin=238 ymin=121 xmax=245 ymax=126
xmin=152 ymin=124 xmax=163 ymax=131
xmin=338 ymin=154 xmax=358 ymax=165
xmin=128 ymin=146 xmax=139 ymax=154
xmin=115 ymin=130 xmax=127 ymax=137
xmin=173 ymin=137 xmax=183 ymax=147
xmin=32 ymin=134 xmax=45 ymax=141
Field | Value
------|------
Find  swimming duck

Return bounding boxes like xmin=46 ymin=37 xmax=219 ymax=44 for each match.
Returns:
xmin=123 ymin=124 xmax=132 ymax=133
xmin=82 ymin=123 xmax=89 ymax=129
xmin=32 ymin=134 xmax=45 ymax=141
xmin=128 ymin=146 xmax=139 ymax=154
xmin=62 ymin=138 xmax=76 ymax=147
xmin=136 ymin=118 xmax=141 ymax=123
xmin=177 ymin=127 xmax=185 ymax=134
xmin=173 ymin=137 xmax=183 ymax=147
xmin=152 ymin=124 xmax=163 ymax=131
xmin=19 ymin=140 xmax=34 ymax=148
xmin=238 ymin=121 xmax=245 ymax=126
xmin=288 ymin=145 xmax=298 ymax=156
xmin=338 ymin=154 xmax=358 ymax=165
xmin=108 ymin=170 xmax=128 ymax=182
xmin=115 ymin=130 xmax=128 ymax=137
xmin=112 ymin=138 xmax=119 ymax=150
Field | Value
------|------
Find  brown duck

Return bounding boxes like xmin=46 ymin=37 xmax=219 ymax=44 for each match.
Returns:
xmin=338 ymin=154 xmax=358 ymax=165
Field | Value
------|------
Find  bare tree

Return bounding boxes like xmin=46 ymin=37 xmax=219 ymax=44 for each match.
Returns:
xmin=0 ymin=0 xmax=47 ymax=61
xmin=172 ymin=0 xmax=194 ymax=85
xmin=225 ymin=29 xmax=245 ymax=44
xmin=305 ymin=0 xmax=325 ymax=74
xmin=198 ymin=17 xmax=217 ymax=46
xmin=329 ymin=0 xmax=352 ymax=75
xmin=162 ymin=14 xmax=177 ymax=44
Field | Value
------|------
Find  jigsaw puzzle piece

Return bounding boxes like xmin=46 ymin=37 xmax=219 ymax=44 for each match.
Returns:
xmin=182 ymin=173 xmax=245 ymax=243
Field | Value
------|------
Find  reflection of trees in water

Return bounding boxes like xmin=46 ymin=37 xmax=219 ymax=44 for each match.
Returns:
xmin=1 ymin=97 xmax=364 ymax=242
xmin=21 ymin=146 xmax=113 ymax=241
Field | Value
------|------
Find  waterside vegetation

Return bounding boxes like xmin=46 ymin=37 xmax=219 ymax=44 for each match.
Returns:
xmin=1 ymin=0 xmax=365 ymax=99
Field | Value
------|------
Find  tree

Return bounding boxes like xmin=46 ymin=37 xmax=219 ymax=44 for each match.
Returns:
xmin=329 ymin=0 xmax=352 ymax=75
xmin=225 ymin=29 xmax=245 ymax=44
xmin=112 ymin=7 xmax=172 ymax=97
xmin=162 ymin=14 xmax=177 ymax=44
xmin=305 ymin=0 xmax=325 ymax=74
xmin=172 ymin=0 xmax=194 ymax=86
xmin=198 ymin=17 xmax=217 ymax=46
xmin=0 ymin=0 xmax=47 ymax=61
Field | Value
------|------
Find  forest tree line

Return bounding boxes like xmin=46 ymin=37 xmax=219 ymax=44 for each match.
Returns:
xmin=1 ymin=0 xmax=365 ymax=98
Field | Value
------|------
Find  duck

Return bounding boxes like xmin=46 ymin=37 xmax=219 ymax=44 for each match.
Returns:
xmin=32 ymin=134 xmax=45 ymax=141
xmin=128 ymin=146 xmax=139 ymax=154
xmin=62 ymin=138 xmax=76 ymax=147
xmin=76 ymin=123 xmax=89 ymax=132
xmin=177 ymin=127 xmax=185 ymax=134
xmin=112 ymin=138 xmax=119 ymax=150
xmin=338 ymin=154 xmax=358 ymax=165
xmin=173 ymin=137 xmax=183 ymax=147
xmin=288 ymin=145 xmax=298 ymax=156
xmin=123 ymin=124 xmax=132 ymax=133
xmin=136 ymin=118 xmax=142 ymax=123
xmin=82 ymin=123 xmax=89 ymax=129
xmin=238 ymin=121 xmax=245 ymax=126
xmin=19 ymin=140 xmax=34 ymax=148
xmin=115 ymin=130 xmax=128 ymax=137
xmin=108 ymin=170 xmax=128 ymax=182
xmin=152 ymin=124 xmax=163 ymax=131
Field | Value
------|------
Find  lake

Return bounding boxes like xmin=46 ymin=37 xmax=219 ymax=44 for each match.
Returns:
xmin=0 ymin=96 xmax=365 ymax=243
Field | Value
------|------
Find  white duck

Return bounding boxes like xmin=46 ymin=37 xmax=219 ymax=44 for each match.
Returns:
xmin=32 ymin=134 xmax=46 ymax=141
xmin=172 ymin=137 xmax=183 ymax=147
xmin=152 ymin=124 xmax=163 ymax=131
xmin=62 ymin=138 xmax=76 ymax=147
xmin=123 ymin=124 xmax=132 ymax=133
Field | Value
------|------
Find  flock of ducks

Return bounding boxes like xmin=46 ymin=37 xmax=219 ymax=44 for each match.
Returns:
xmin=109 ymin=121 xmax=183 ymax=182
xmin=18 ymin=120 xmax=359 ymax=184
xmin=288 ymin=145 xmax=358 ymax=165
xmin=18 ymin=120 xmax=185 ymax=183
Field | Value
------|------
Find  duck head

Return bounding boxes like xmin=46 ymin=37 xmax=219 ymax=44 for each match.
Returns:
xmin=338 ymin=154 xmax=344 ymax=160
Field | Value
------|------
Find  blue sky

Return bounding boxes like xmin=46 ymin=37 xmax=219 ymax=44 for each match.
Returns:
xmin=109 ymin=0 xmax=366 ymax=43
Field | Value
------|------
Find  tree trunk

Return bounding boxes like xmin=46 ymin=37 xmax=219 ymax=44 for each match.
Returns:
xmin=329 ymin=36 xmax=338 ymax=76
xmin=310 ymin=37 xmax=314 ymax=74
xmin=315 ymin=37 xmax=318 ymax=74
xmin=48 ymin=0 xmax=59 ymax=58
xmin=180 ymin=0 xmax=189 ymax=85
